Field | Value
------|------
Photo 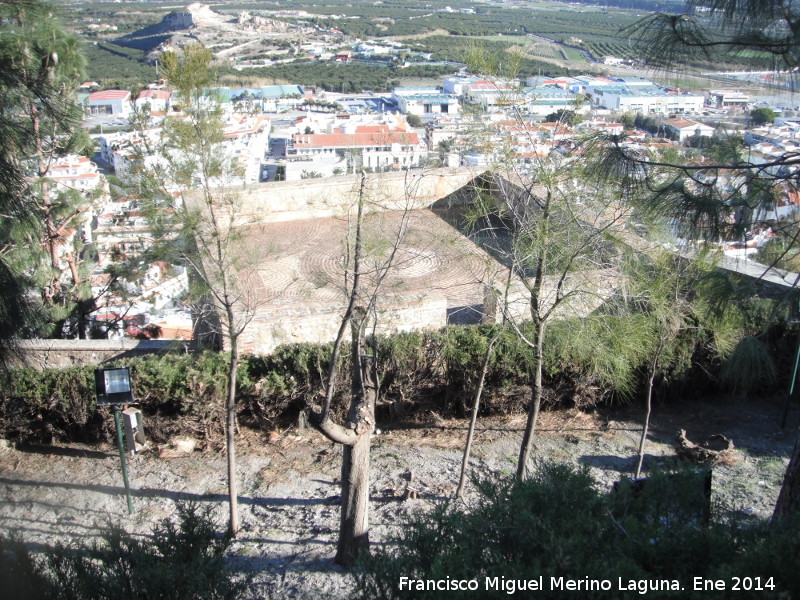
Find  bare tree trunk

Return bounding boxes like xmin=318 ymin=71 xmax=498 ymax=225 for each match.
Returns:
xmin=308 ymin=170 xmax=410 ymax=567
xmin=635 ymin=353 xmax=659 ymax=480
xmin=226 ymin=329 xmax=240 ymax=535
xmin=335 ymin=314 xmax=377 ymax=566
xmin=336 ymin=429 xmax=371 ymax=564
xmin=515 ymin=188 xmax=550 ymax=481
xmin=456 ymin=334 xmax=498 ymax=498
xmin=774 ymin=435 xmax=800 ymax=520
xmin=516 ymin=319 xmax=544 ymax=480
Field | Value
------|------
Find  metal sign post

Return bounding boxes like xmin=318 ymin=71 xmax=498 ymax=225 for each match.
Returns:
xmin=113 ymin=406 xmax=134 ymax=514
xmin=95 ymin=367 xmax=136 ymax=514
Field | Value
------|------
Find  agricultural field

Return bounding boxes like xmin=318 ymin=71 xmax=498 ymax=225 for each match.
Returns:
xmin=56 ymin=0 xmax=753 ymax=88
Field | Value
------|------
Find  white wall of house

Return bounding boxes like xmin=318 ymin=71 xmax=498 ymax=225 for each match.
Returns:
xmin=135 ymin=97 xmax=169 ymax=113
xmin=86 ymin=97 xmax=133 ymax=117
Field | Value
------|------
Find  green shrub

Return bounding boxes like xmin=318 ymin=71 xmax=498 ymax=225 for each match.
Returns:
xmin=720 ymin=335 xmax=777 ymax=395
xmin=355 ymin=463 xmax=797 ymax=599
xmin=1 ymin=310 xmax=786 ymax=444
xmin=0 ymin=503 xmax=245 ymax=600
xmin=0 ymin=366 xmax=99 ymax=443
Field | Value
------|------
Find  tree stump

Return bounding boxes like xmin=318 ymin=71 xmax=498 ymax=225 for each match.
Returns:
xmin=674 ymin=429 xmax=735 ymax=464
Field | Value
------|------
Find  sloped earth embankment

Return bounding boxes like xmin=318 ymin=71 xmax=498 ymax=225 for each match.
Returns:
xmin=0 ymin=395 xmax=797 ymax=599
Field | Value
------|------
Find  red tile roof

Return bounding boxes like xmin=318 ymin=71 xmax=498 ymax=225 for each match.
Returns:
xmin=664 ymin=118 xmax=705 ymax=130
xmin=88 ymin=90 xmax=131 ymax=101
xmin=355 ymin=125 xmax=391 ymax=133
xmin=137 ymin=90 xmax=171 ymax=100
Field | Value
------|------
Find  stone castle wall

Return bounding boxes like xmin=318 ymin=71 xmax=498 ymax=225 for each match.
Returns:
xmin=238 ymin=293 xmax=449 ymax=355
xmin=189 ymin=168 xmax=479 ymax=226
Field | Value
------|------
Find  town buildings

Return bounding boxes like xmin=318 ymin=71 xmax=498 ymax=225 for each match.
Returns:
xmin=71 ymin=70 xmax=792 ymax=343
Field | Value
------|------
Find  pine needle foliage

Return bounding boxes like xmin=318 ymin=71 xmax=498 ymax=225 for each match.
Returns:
xmin=0 ymin=503 xmax=245 ymax=600
xmin=356 ymin=462 xmax=800 ymax=600
xmin=720 ymin=335 xmax=777 ymax=395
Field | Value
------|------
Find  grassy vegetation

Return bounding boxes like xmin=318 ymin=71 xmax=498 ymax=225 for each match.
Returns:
xmin=293 ymin=0 xmax=641 ymax=42
xmin=403 ymin=35 xmax=567 ymax=77
xmin=244 ymin=60 xmax=456 ymax=92
xmin=472 ymin=35 xmax=529 ymax=44
xmin=82 ymin=42 xmax=158 ymax=89
xmin=59 ymin=1 xmax=756 ymax=86
xmin=561 ymin=47 xmax=587 ymax=62
xmin=524 ymin=42 xmax=565 ymax=61
xmin=0 ymin=503 xmax=245 ymax=600
xmin=59 ymin=0 xmax=646 ymax=85
xmin=64 ymin=2 xmax=166 ymax=36
xmin=1 ymin=295 xmax=791 ymax=447
xmin=356 ymin=464 xmax=800 ymax=599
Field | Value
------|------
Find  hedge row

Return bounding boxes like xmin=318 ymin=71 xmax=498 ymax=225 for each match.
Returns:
xmin=0 ymin=317 xmax=788 ymax=445
xmin=0 ymin=325 xmax=537 ymax=445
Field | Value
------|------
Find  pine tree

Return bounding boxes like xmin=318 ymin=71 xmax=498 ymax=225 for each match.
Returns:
xmin=608 ymin=0 xmax=800 ymax=518
xmin=0 ymin=0 xmax=96 ymax=345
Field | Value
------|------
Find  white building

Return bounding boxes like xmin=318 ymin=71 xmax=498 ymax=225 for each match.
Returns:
xmin=392 ymin=87 xmax=460 ymax=118
xmin=102 ymin=112 xmax=269 ymax=186
xmin=287 ymin=124 xmax=422 ymax=174
xmin=464 ymin=81 xmax=519 ymax=111
xmin=135 ymin=89 xmax=172 ymax=113
xmin=520 ymin=87 xmax=591 ymax=117
xmin=85 ymin=90 xmax=133 ymax=117
xmin=442 ymin=75 xmax=484 ymax=96
xmin=586 ymin=83 xmax=704 ymax=115
xmin=663 ymin=118 xmax=716 ymax=142
xmin=45 ymin=155 xmax=103 ymax=194
xmin=744 ymin=124 xmax=800 ymax=150
xmin=707 ymin=90 xmax=748 ymax=109
xmin=525 ymin=76 xmax=572 ymax=90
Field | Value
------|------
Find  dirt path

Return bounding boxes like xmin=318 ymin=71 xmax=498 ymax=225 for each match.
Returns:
xmin=1 ymin=395 xmax=798 ymax=599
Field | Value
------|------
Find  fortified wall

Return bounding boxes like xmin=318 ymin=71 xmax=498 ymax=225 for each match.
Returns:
xmin=195 ymin=168 xmax=478 ymax=226
xmin=195 ymin=169 xmax=633 ymax=355
xmin=192 ymin=168 xmax=490 ymax=355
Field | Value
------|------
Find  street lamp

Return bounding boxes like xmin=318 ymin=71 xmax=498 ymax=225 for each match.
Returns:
xmin=95 ymin=366 xmax=135 ymax=513
xmin=95 ymin=367 xmax=134 ymax=405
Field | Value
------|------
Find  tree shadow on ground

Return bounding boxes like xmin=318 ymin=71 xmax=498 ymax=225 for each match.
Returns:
xmin=578 ymin=453 xmax=674 ymax=472
xmin=0 ymin=476 xmax=345 ymax=508
xmin=14 ymin=443 xmax=109 ymax=460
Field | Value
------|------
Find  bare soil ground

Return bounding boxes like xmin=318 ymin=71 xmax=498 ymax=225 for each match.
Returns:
xmin=1 ymin=395 xmax=798 ymax=599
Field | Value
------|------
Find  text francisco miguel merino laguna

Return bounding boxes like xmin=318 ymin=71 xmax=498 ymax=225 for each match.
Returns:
xmin=400 ymin=575 xmax=735 ymax=595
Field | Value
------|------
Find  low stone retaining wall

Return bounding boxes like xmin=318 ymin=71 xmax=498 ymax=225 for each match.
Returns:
xmin=13 ymin=339 xmax=197 ymax=370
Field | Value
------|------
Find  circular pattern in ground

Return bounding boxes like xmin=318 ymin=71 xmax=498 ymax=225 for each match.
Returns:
xmin=390 ymin=247 xmax=441 ymax=279
xmin=256 ymin=256 xmax=301 ymax=296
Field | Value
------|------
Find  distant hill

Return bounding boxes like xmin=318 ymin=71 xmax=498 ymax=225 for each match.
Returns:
xmin=113 ymin=9 xmax=198 ymax=57
xmin=109 ymin=3 xmax=307 ymax=64
xmin=112 ymin=2 xmax=235 ymax=59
